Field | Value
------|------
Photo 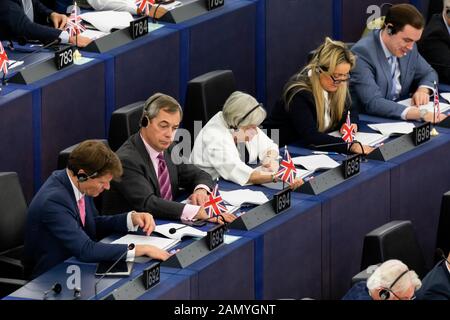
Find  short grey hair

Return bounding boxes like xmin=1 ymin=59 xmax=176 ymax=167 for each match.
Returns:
xmin=142 ymin=92 xmax=183 ymax=121
xmin=222 ymin=91 xmax=266 ymax=129
xmin=366 ymin=260 xmax=422 ymax=294
xmin=444 ymin=0 xmax=450 ymax=11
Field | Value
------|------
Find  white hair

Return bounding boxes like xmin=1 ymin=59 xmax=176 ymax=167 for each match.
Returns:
xmin=222 ymin=91 xmax=266 ymax=129
xmin=366 ymin=259 xmax=422 ymax=294
xmin=445 ymin=0 xmax=450 ymax=11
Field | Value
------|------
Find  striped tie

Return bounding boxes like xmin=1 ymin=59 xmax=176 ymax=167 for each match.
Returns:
xmin=157 ymin=153 xmax=172 ymax=201
xmin=388 ymin=56 xmax=399 ymax=100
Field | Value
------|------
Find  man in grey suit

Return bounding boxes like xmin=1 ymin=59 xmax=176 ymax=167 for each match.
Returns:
xmin=350 ymin=4 xmax=447 ymax=122
xmin=102 ymin=93 xmax=236 ymax=224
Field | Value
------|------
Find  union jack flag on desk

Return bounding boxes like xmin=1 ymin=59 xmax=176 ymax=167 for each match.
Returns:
xmin=274 ymin=147 xmax=296 ymax=184
xmin=204 ymin=184 xmax=228 ymax=218
xmin=66 ymin=4 xmax=86 ymax=37
xmin=136 ymin=0 xmax=155 ymax=15
xmin=434 ymin=81 xmax=440 ymax=117
xmin=341 ymin=111 xmax=354 ymax=144
xmin=0 ymin=41 xmax=9 ymax=75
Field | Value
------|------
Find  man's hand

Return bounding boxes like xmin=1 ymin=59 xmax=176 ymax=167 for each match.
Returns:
xmin=350 ymin=143 xmax=374 ymax=155
xmin=50 ymin=12 xmax=67 ymax=29
xmin=69 ymin=35 xmax=92 ymax=48
xmin=288 ymin=177 xmax=304 ymax=190
xmin=411 ymin=88 xmax=431 ymax=106
xmin=194 ymin=207 xmax=236 ymax=224
xmin=189 ymin=188 xmax=209 ymax=206
xmin=131 ymin=212 xmax=155 ymax=236
xmin=135 ymin=245 xmax=171 ymax=261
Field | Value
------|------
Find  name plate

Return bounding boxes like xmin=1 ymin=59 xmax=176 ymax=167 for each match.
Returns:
xmin=206 ymin=0 xmax=224 ymax=11
xmin=142 ymin=262 xmax=160 ymax=290
xmin=342 ymin=154 xmax=361 ymax=179
xmin=54 ymin=46 xmax=74 ymax=70
xmin=413 ymin=122 xmax=431 ymax=146
xmin=130 ymin=16 xmax=149 ymax=40
xmin=206 ymin=224 xmax=225 ymax=251
xmin=273 ymin=188 xmax=291 ymax=214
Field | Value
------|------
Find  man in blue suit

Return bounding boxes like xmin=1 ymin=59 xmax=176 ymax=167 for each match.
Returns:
xmin=24 ymin=140 xmax=171 ymax=279
xmin=350 ymin=4 xmax=447 ymax=122
xmin=0 ymin=0 xmax=91 ymax=46
xmin=416 ymin=251 xmax=450 ymax=300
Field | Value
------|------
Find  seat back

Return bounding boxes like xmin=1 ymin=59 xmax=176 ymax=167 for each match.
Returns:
xmin=436 ymin=190 xmax=450 ymax=259
xmin=183 ymin=70 xmax=236 ymax=145
xmin=108 ymin=101 xmax=145 ymax=151
xmin=361 ymin=220 xmax=428 ymax=278
xmin=0 ymin=172 xmax=27 ymax=255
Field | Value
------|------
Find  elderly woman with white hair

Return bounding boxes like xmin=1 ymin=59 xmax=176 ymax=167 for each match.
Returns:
xmin=190 ymin=91 xmax=303 ymax=188
xmin=342 ymin=259 xmax=422 ymax=300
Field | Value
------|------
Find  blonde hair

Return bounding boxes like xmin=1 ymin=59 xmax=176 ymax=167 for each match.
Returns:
xmin=283 ymin=37 xmax=356 ymax=132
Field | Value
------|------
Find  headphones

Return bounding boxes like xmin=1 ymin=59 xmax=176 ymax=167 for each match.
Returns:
xmin=385 ymin=23 xmax=398 ymax=36
xmin=446 ymin=8 xmax=450 ymax=19
xmin=69 ymin=154 xmax=111 ymax=183
xmin=378 ymin=269 xmax=409 ymax=300
xmin=140 ymin=94 xmax=164 ymax=128
xmin=230 ymin=104 xmax=263 ymax=131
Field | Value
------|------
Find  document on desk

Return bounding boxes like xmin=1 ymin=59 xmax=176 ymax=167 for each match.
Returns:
xmin=80 ymin=11 xmax=134 ymax=33
xmin=220 ymin=189 xmax=269 ymax=207
xmin=7 ymin=60 xmax=24 ymax=69
xmin=154 ymin=223 xmax=206 ymax=240
xmin=80 ymin=29 xmax=109 ymax=40
xmin=292 ymin=154 xmax=340 ymax=172
xmin=262 ymin=168 xmax=313 ymax=190
xmin=441 ymin=92 xmax=450 ymax=104
xmin=367 ymin=122 xmax=415 ymax=136
xmin=397 ymin=98 xmax=450 ymax=113
xmin=112 ymin=234 xmax=179 ymax=250
xmin=328 ymin=130 xmax=388 ymax=147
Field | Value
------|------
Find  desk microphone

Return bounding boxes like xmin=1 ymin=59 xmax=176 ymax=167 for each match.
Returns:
xmin=169 ymin=225 xmax=189 ymax=234
xmin=311 ymin=140 xmax=367 ymax=161
xmin=3 ymin=38 xmax=61 ymax=85
xmin=170 ymin=214 xmax=228 ymax=234
xmin=43 ymin=282 xmax=62 ymax=299
xmin=94 ymin=243 xmax=135 ymax=299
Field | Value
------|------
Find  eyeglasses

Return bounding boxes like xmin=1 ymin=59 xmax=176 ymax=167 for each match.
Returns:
xmin=390 ymin=290 xmax=416 ymax=301
xmin=318 ymin=67 xmax=351 ymax=84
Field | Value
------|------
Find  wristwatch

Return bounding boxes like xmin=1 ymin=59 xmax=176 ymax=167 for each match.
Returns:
xmin=419 ymin=109 xmax=428 ymax=121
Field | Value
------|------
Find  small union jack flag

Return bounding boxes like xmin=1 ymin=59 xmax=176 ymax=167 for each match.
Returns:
xmin=0 ymin=42 xmax=9 ymax=75
xmin=434 ymin=81 xmax=440 ymax=118
xmin=204 ymin=184 xmax=228 ymax=218
xmin=136 ymin=0 xmax=155 ymax=15
xmin=66 ymin=4 xmax=86 ymax=37
xmin=274 ymin=147 xmax=296 ymax=184
xmin=341 ymin=111 xmax=354 ymax=144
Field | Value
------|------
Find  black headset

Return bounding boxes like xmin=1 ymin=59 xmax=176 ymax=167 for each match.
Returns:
xmin=140 ymin=94 xmax=164 ymax=128
xmin=68 ymin=154 xmax=111 ymax=183
xmin=378 ymin=269 xmax=409 ymax=300
xmin=230 ymin=104 xmax=263 ymax=131
xmin=385 ymin=23 xmax=398 ymax=36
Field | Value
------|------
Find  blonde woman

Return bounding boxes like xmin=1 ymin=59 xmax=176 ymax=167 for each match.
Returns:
xmin=264 ymin=37 xmax=373 ymax=154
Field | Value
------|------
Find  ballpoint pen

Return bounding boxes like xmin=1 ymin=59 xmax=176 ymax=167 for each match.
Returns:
xmin=312 ymin=151 xmax=340 ymax=155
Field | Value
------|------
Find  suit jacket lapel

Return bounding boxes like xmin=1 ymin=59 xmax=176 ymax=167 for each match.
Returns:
xmin=57 ymin=170 xmax=88 ymax=230
xmin=133 ymin=133 xmax=161 ymax=196
xmin=374 ymin=31 xmax=393 ymax=96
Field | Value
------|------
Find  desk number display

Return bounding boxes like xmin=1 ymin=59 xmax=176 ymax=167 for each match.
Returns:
xmin=207 ymin=224 xmax=225 ymax=251
xmin=274 ymin=188 xmax=291 ymax=214
xmin=413 ymin=122 xmax=431 ymax=146
xmin=342 ymin=154 xmax=361 ymax=179
xmin=143 ymin=262 xmax=160 ymax=290
xmin=55 ymin=46 xmax=74 ymax=70
xmin=130 ymin=16 xmax=149 ymax=40
xmin=206 ymin=0 xmax=224 ymax=11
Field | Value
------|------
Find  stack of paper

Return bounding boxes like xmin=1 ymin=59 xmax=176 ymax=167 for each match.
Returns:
xmin=220 ymin=189 xmax=269 ymax=207
xmin=441 ymin=93 xmax=450 ymax=104
xmin=328 ymin=131 xmax=388 ymax=147
xmin=154 ymin=223 xmax=206 ymax=240
xmin=367 ymin=122 xmax=415 ymax=136
xmin=291 ymin=154 xmax=340 ymax=172
xmin=398 ymin=98 xmax=450 ymax=113
xmin=80 ymin=11 xmax=134 ymax=33
xmin=112 ymin=234 xmax=179 ymax=250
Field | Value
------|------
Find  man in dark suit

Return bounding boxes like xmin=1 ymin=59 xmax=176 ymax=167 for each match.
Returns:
xmin=24 ymin=140 xmax=170 ymax=279
xmin=0 ymin=0 xmax=91 ymax=46
xmin=351 ymin=4 xmax=446 ymax=122
xmin=102 ymin=93 xmax=236 ymax=224
xmin=416 ymin=252 xmax=450 ymax=300
xmin=418 ymin=0 xmax=450 ymax=85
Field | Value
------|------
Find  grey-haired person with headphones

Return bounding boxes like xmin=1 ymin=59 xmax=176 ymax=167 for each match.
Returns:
xmin=24 ymin=140 xmax=171 ymax=279
xmin=342 ymin=259 xmax=421 ymax=300
xmin=190 ymin=91 xmax=303 ymax=189
xmin=102 ymin=93 xmax=236 ymax=224
xmin=264 ymin=37 xmax=373 ymax=155
xmin=351 ymin=3 xmax=447 ymax=123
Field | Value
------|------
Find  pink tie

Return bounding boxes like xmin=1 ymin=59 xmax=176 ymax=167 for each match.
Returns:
xmin=157 ymin=153 xmax=172 ymax=201
xmin=77 ymin=197 xmax=86 ymax=227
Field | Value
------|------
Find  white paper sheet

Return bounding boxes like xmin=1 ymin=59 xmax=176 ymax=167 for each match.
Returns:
xmin=328 ymin=131 xmax=388 ymax=147
xmin=220 ymin=189 xmax=269 ymax=207
xmin=367 ymin=122 xmax=415 ymax=136
xmin=80 ymin=11 xmax=134 ymax=32
xmin=112 ymin=234 xmax=179 ymax=250
xmin=291 ymin=154 xmax=340 ymax=172
xmin=397 ymin=98 xmax=450 ymax=113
